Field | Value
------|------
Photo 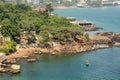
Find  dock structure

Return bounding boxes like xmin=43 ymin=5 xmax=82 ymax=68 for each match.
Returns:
xmin=79 ymin=20 xmax=94 ymax=27
xmin=0 ymin=53 xmax=6 ymax=63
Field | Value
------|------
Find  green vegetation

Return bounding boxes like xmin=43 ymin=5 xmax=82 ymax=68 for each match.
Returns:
xmin=0 ymin=48 xmax=9 ymax=54
xmin=7 ymin=41 xmax=17 ymax=52
xmin=0 ymin=1 xmax=85 ymax=49
xmin=85 ymin=33 xmax=90 ymax=41
xmin=0 ymin=41 xmax=17 ymax=54
xmin=46 ymin=3 xmax=54 ymax=15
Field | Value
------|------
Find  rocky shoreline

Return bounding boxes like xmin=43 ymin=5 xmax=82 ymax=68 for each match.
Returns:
xmin=0 ymin=29 xmax=120 ymax=74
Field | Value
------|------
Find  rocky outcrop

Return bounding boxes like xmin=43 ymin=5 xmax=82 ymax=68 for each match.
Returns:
xmin=0 ymin=67 xmax=6 ymax=72
xmin=90 ymin=35 xmax=113 ymax=44
xmin=113 ymin=34 xmax=120 ymax=43
xmin=0 ymin=62 xmax=20 ymax=73
xmin=96 ymin=32 xmax=120 ymax=43
xmin=80 ymin=26 xmax=102 ymax=31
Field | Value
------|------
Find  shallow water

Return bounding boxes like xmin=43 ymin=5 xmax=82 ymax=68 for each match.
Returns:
xmin=1 ymin=47 xmax=120 ymax=80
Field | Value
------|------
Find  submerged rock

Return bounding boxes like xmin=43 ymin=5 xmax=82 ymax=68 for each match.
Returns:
xmin=22 ymin=56 xmax=29 ymax=59
xmin=27 ymin=58 xmax=37 ymax=62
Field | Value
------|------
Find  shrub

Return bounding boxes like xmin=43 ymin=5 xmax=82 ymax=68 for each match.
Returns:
xmin=0 ymin=48 xmax=9 ymax=54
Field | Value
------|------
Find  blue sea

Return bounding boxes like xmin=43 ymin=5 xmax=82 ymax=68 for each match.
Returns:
xmin=0 ymin=7 xmax=120 ymax=80
xmin=55 ymin=6 xmax=120 ymax=33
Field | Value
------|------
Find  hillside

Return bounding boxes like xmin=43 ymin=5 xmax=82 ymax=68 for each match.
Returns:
xmin=0 ymin=1 xmax=87 ymax=54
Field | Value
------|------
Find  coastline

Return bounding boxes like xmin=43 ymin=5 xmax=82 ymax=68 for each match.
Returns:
xmin=1 ymin=5 xmax=120 ymax=80
xmin=0 ymin=6 xmax=120 ymax=74
xmin=1 ymin=21 xmax=120 ymax=73
xmin=6 ymin=40 xmax=120 ymax=60
xmin=0 ymin=31 xmax=120 ymax=73
xmin=54 ymin=6 xmax=77 ymax=10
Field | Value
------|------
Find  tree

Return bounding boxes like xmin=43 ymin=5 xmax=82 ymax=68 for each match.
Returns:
xmin=7 ymin=41 xmax=17 ymax=52
xmin=0 ymin=1 xmax=85 ymax=47
xmin=15 ymin=4 xmax=31 ymax=12
xmin=46 ymin=3 xmax=54 ymax=15
xmin=0 ymin=19 xmax=20 ymax=39
xmin=85 ymin=33 xmax=90 ymax=41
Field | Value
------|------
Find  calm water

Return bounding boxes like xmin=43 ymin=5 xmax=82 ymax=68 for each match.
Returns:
xmin=55 ymin=6 xmax=120 ymax=33
xmin=1 ymin=7 xmax=120 ymax=80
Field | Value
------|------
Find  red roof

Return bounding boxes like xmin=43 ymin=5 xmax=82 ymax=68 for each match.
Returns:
xmin=40 ymin=8 xmax=46 ymax=13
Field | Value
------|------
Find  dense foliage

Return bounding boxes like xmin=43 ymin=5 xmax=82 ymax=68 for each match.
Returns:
xmin=0 ymin=1 xmax=84 ymax=48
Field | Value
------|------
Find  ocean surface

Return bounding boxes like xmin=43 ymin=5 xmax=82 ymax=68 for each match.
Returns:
xmin=55 ymin=6 xmax=120 ymax=33
xmin=0 ymin=7 xmax=120 ymax=80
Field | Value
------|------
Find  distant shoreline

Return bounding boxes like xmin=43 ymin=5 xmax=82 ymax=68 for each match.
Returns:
xmin=54 ymin=6 xmax=120 ymax=10
xmin=54 ymin=6 xmax=77 ymax=10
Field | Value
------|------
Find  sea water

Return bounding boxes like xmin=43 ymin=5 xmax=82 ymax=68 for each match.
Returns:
xmin=0 ymin=7 xmax=120 ymax=80
xmin=55 ymin=6 xmax=120 ymax=33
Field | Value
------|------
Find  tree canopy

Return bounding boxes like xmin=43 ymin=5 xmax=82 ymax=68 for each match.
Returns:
xmin=0 ymin=2 xmax=84 ymax=47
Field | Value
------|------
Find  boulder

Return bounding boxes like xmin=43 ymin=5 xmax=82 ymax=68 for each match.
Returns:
xmin=0 ymin=67 xmax=6 ymax=72
xmin=11 ymin=64 xmax=20 ymax=70
xmin=10 ymin=64 xmax=20 ymax=74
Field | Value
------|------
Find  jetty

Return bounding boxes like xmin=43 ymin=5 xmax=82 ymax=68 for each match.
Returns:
xmin=69 ymin=19 xmax=102 ymax=31
xmin=79 ymin=20 xmax=102 ymax=31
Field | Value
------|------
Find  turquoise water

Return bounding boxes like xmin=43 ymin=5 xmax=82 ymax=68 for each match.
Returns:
xmin=1 ymin=7 xmax=120 ymax=80
xmin=1 ymin=48 xmax=120 ymax=80
xmin=55 ymin=7 xmax=120 ymax=33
